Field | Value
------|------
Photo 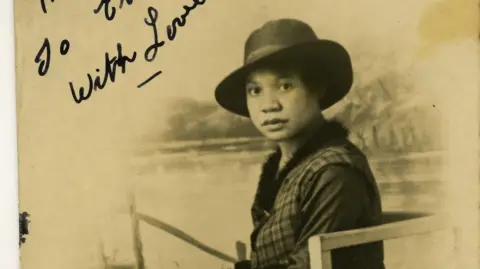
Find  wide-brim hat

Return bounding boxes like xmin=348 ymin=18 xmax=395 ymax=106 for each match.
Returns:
xmin=214 ymin=18 xmax=353 ymax=117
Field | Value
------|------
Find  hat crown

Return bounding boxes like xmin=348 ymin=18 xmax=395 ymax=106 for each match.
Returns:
xmin=244 ymin=19 xmax=318 ymax=63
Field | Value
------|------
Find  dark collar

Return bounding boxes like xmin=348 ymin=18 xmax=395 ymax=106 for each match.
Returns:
xmin=256 ymin=119 xmax=349 ymax=212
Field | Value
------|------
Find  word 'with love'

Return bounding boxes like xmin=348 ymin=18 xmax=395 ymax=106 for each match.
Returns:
xmin=35 ymin=0 xmax=208 ymax=104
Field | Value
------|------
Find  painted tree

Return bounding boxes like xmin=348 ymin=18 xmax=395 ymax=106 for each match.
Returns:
xmin=333 ymin=71 xmax=442 ymax=155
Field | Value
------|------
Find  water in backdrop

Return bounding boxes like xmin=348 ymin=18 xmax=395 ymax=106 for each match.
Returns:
xmin=98 ymin=148 xmax=450 ymax=269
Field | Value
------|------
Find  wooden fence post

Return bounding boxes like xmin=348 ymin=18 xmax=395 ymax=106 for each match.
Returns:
xmin=99 ymin=240 xmax=109 ymax=269
xmin=129 ymin=193 xmax=145 ymax=269
xmin=235 ymin=240 xmax=247 ymax=261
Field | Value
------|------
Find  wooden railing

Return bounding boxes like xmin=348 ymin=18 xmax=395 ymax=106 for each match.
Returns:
xmin=308 ymin=212 xmax=458 ymax=269
xmin=123 ymin=194 xmax=245 ymax=269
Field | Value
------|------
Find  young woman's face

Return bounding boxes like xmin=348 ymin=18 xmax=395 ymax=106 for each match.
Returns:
xmin=245 ymin=67 xmax=324 ymax=142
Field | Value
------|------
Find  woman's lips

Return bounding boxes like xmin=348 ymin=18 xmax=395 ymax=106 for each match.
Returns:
xmin=262 ymin=119 xmax=288 ymax=131
xmin=262 ymin=118 xmax=288 ymax=126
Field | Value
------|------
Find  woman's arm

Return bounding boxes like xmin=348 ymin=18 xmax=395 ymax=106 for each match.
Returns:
xmin=287 ymin=164 xmax=371 ymax=269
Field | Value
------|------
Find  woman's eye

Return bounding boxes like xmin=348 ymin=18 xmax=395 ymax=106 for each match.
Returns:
xmin=247 ymin=86 xmax=262 ymax=96
xmin=279 ymin=82 xmax=293 ymax=91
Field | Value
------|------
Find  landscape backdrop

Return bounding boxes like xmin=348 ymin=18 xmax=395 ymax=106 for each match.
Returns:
xmin=153 ymin=69 xmax=443 ymax=156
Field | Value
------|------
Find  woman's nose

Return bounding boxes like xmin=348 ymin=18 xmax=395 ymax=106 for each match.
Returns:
xmin=261 ymin=93 xmax=282 ymax=113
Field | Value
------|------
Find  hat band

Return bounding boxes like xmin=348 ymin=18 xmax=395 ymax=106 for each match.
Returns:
xmin=245 ymin=45 xmax=287 ymax=64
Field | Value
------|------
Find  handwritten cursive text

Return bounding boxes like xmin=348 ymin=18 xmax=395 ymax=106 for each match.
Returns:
xmin=94 ymin=0 xmax=134 ymax=21
xmin=70 ymin=43 xmax=137 ymax=104
xmin=138 ymin=0 xmax=207 ymax=88
xmin=35 ymin=38 xmax=71 ymax=76
xmin=40 ymin=0 xmax=55 ymax=14
xmin=166 ymin=0 xmax=206 ymax=41
xmin=34 ymin=38 xmax=51 ymax=76
xmin=37 ymin=0 xmax=210 ymax=101
xmin=144 ymin=7 xmax=165 ymax=62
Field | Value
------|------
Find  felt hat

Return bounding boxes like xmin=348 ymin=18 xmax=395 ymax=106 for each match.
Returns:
xmin=214 ymin=18 xmax=353 ymax=117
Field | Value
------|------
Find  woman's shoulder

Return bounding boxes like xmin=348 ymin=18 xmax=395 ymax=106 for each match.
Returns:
xmin=303 ymin=138 xmax=369 ymax=175
xmin=298 ymin=139 xmax=380 ymax=200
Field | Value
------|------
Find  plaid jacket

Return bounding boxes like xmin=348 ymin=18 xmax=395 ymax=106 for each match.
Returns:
xmin=249 ymin=122 xmax=385 ymax=269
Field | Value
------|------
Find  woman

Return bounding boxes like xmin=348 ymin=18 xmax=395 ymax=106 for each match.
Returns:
xmin=214 ymin=19 xmax=385 ymax=269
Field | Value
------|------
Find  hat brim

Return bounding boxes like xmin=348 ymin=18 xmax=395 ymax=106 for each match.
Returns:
xmin=214 ymin=40 xmax=353 ymax=117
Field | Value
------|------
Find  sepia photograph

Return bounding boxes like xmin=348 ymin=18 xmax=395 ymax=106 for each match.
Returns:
xmin=15 ymin=1 xmax=479 ymax=269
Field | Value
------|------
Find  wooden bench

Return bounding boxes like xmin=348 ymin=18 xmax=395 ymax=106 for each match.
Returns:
xmin=308 ymin=211 xmax=458 ymax=269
